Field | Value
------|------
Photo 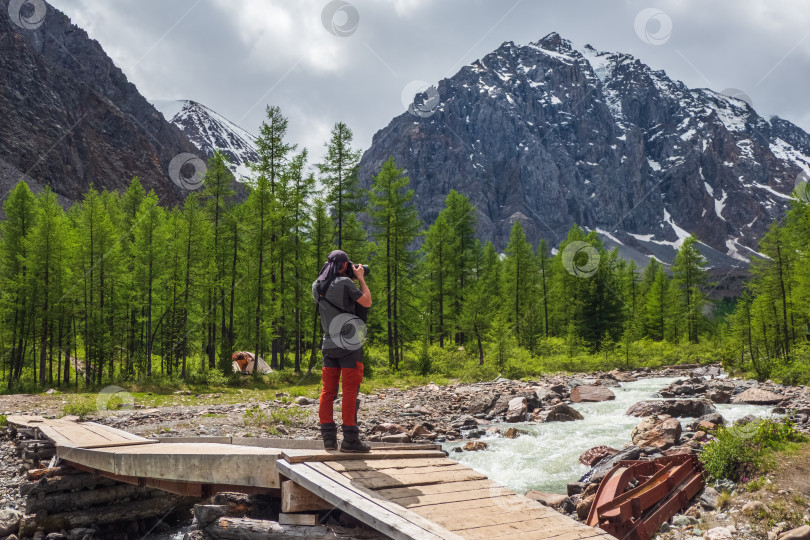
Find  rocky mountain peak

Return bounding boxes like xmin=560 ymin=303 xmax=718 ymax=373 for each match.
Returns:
xmin=358 ymin=33 xmax=810 ymax=278
xmin=154 ymin=99 xmax=259 ymax=181
xmin=532 ymin=31 xmax=572 ymax=53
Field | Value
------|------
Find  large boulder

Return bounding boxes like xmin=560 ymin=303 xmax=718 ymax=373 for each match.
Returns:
xmin=505 ymin=397 xmax=528 ymax=423
xmin=631 ymin=415 xmax=682 ymax=449
xmin=732 ymin=387 xmax=784 ymax=405
xmin=626 ymin=399 xmax=716 ymax=418
xmin=659 ymin=378 xmax=707 ymax=398
xmin=570 ymin=385 xmax=615 ymax=403
xmin=466 ymin=392 xmax=499 ymax=415
xmin=532 ymin=403 xmax=584 ymax=422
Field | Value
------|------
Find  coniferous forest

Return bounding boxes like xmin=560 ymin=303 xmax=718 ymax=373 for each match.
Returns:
xmin=1 ymin=106 xmax=809 ymax=392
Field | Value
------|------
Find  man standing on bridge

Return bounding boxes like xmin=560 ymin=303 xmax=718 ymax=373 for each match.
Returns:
xmin=312 ymin=250 xmax=372 ymax=453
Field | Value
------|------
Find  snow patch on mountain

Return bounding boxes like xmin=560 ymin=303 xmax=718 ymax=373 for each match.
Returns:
xmin=153 ymin=100 xmax=258 ymax=181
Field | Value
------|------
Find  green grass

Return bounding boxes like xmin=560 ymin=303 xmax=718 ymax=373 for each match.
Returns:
xmin=202 ymin=413 xmax=226 ymax=418
xmin=243 ymin=404 xmax=309 ymax=430
xmin=699 ymin=419 xmax=806 ymax=482
xmin=0 ymin=414 xmax=7 ymax=427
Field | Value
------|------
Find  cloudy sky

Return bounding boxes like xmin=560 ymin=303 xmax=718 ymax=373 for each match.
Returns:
xmin=48 ymin=0 xmax=810 ymax=163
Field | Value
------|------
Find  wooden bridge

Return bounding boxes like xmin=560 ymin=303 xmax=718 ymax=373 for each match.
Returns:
xmin=8 ymin=415 xmax=613 ymax=540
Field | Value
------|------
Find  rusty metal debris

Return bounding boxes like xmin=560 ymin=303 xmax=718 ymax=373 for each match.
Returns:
xmin=586 ymin=454 xmax=705 ymax=540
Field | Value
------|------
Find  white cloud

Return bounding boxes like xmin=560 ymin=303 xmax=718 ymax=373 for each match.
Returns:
xmin=211 ymin=0 xmax=355 ymax=73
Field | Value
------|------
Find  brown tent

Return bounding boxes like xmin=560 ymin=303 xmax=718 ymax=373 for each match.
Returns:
xmin=231 ymin=351 xmax=273 ymax=374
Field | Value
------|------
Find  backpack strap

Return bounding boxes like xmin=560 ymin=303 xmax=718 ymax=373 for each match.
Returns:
xmin=316 ymin=277 xmax=352 ymax=315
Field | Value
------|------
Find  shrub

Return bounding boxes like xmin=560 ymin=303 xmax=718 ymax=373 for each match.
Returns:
xmin=699 ymin=419 xmax=806 ymax=481
xmin=63 ymin=399 xmax=97 ymax=419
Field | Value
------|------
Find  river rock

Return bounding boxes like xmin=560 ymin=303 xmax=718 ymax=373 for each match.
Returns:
xmin=410 ymin=425 xmax=431 ymax=439
xmin=687 ymin=413 xmax=726 ymax=430
xmin=466 ymin=392 xmax=499 ymax=415
xmin=570 ymin=385 xmax=615 ymax=403
xmin=631 ymin=415 xmax=682 ymax=449
xmin=532 ymin=403 xmax=584 ymax=422
xmin=0 ymin=508 xmax=22 ymax=536
xmin=505 ymin=397 xmax=528 ymax=423
xmin=742 ymin=500 xmax=771 ymax=515
xmin=576 ymin=495 xmax=594 ymax=520
xmin=609 ymin=370 xmax=637 ymax=382
xmin=371 ymin=423 xmax=408 ymax=435
xmin=533 ymin=388 xmax=561 ymax=402
xmin=779 ymin=525 xmax=810 ymax=539
xmin=705 ymin=527 xmax=734 ymax=539
xmin=626 ymin=399 xmax=716 ymax=418
xmin=586 ymin=446 xmax=643 ymax=483
xmin=578 ymin=446 xmax=618 ymax=466
xmin=706 ymin=388 xmax=732 ymax=404
xmin=524 ymin=491 xmax=566 ymax=508
xmin=462 ymin=441 xmax=487 ymax=452
xmin=504 ymin=427 xmax=527 ymax=439
xmin=732 ymin=388 xmax=784 ymax=405
xmin=381 ymin=433 xmax=411 ymax=443
xmin=699 ymin=486 xmax=720 ymax=510
xmin=659 ymin=378 xmax=708 ymax=398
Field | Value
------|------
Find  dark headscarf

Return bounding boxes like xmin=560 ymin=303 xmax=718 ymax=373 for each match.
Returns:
xmin=316 ymin=250 xmax=350 ymax=282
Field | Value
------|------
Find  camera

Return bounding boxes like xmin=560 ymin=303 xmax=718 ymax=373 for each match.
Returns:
xmin=347 ymin=263 xmax=370 ymax=279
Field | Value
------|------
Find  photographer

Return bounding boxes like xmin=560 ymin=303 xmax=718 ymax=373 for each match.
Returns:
xmin=312 ymin=250 xmax=371 ymax=453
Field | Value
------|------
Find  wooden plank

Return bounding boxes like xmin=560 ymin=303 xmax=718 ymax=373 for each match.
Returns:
xmin=60 ymin=443 xmax=282 ymax=488
xmin=345 ymin=468 xmax=488 ymax=490
xmin=391 ymin=487 xmax=515 ymax=508
xmin=327 ymin=457 xmax=458 ymax=472
xmin=158 ymin=436 xmax=233 ymax=444
xmin=39 ymin=421 xmax=156 ymax=449
xmin=415 ymin=496 xmax=548 ymax=520
xmin=452 ymin=514 xmax=602 ymax=539
xmin=473 ymin=521 xmax=613 ymax=540
xmin=445 ymin=511 xmax=572 ymax=535
xmin=341 ymin=464 xmax=470 ymax=479
xmin=281 ymin=448 xmax=446 ymax=464
xmin=306 ymin=462 xmax=465 ymax=540
xmin=277 ymin=460 xmax=459 ymax=540
xmin=6 ymin=415 xmax=47 ymax=426
xmin=378 ymin=479 xmax=499 ymax=500
xmin=113 ymin=443 xmax=281 ymax=488
xmin=281 ymin=480 xmax=334 ymax=513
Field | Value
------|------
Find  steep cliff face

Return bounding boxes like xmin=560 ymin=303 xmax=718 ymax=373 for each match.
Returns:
xmin=358 ymin=33 xmax=809 ymax=269
xmin=0 ymin=0 xmax=198 ymax=203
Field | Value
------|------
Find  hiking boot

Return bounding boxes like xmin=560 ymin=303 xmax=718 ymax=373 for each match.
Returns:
xmin=340 ymin=426 xmax=371 ymax=453
xmin=320 ymin=422 xmax=338 ymax=451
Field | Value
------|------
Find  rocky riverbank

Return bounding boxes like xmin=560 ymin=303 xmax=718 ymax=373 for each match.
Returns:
xmin=1 ymin=364 xmax=809 ymax=539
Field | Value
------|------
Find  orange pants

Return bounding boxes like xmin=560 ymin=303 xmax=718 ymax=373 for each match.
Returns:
xmin=319 ymin=363 xmax=364 ymax=427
